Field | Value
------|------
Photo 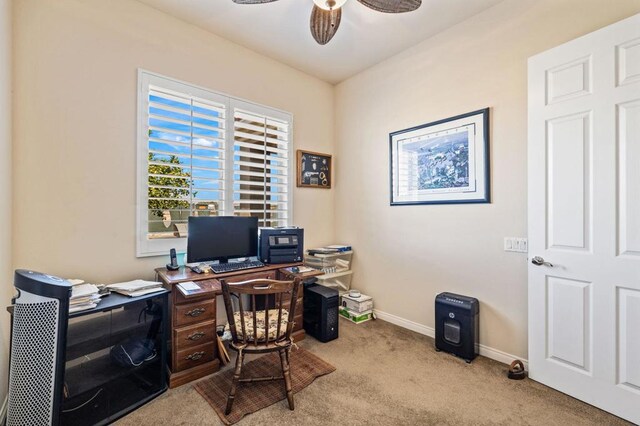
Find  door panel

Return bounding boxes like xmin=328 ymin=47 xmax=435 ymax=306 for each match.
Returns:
xmin=546 ymin=277 xmax=591 ymax=371
xmin=546 ymin=56 xmax=592 ymax=104
xmin=546 ymin=113 xmax=591 ymax=251
xmin=617 ymin=287 xmax=640 ymax=392
xmin=617 ymin=100 xmax=640 ymax=256
xmin=617 ymin=38 xmax=640 ymax=86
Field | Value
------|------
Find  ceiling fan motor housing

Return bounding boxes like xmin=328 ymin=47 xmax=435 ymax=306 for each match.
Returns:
xmin=313 ymin=0 xmax=348 ymax=10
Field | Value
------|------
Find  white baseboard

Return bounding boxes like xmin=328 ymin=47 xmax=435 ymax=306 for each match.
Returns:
xmin=477 ymin=343 xmax=529 ymax=370
xmin=374 ymin=309 xmax=436 ymax=338
xmin=373 ymin=309 xmax=528 ymax=369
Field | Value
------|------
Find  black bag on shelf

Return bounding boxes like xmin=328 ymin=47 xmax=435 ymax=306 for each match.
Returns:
xmin=110 ymin=338 xmax=157 ymax=368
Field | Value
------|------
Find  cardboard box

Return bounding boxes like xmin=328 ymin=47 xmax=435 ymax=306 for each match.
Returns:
xmin=341 ymin=293 xmax=373 ymax=313
xmin=339 ymin=307 xmax=373 ymax=324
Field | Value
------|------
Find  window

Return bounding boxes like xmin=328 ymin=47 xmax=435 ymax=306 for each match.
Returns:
xmin=137 ymin=71 xmax=293 ymax=257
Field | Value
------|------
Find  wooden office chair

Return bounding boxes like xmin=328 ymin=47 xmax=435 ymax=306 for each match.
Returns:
xmin=220 ymin=277 xmax=301 ymax=415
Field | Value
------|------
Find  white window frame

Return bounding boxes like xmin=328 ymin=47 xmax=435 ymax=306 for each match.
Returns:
xmin=137 ymin=70 xmax=294 ymax=257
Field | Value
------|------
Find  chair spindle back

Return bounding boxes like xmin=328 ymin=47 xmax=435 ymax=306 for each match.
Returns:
xmin=221 ymin=278 xmax=301 ymax=347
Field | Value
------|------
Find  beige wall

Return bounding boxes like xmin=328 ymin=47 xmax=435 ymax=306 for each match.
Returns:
xmin=0 ymin=0 xmax=12 ymax=402
xmin=334 ymin=0 xmax=640 ymax=358
xmin=12 ymin=0 xmax=335 ymax=286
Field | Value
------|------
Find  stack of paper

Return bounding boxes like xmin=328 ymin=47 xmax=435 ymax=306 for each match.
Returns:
xmin=70 ymin=284 xmax=101 ymax=313
xmin=326 ymin=245 xmax=352 ymax=252
xmin=282 ymin=266 xmax=316 ymax=274
xmin=307 ymin=247 xmax=340 ymax=255
xmin=307 ymin=245 xmax=352 ymax=256
xmin=107 ymin=280 xmax=164 ymax=297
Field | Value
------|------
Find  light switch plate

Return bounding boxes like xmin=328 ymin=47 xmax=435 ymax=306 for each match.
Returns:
xmin=504 ymin=237 xmax=513 ymax=250
xmin=504 ymin=237 xmax=528 ymax=253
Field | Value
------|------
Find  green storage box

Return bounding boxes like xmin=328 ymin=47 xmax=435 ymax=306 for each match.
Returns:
xmin=339 ymin=307 xmax=373 ymax=324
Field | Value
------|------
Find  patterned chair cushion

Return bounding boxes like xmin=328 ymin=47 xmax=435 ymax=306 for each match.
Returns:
xmin=225 ymin=309 xmax=290 ymax=342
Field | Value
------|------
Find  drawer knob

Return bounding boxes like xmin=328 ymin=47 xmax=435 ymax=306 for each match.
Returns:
xmin=185 ymin=308 xmax=206 ymax=317
xmin=186 ymin=351 xmax=206 ymax=361
xmin=187 ymin=331 xmax=205 ymax=341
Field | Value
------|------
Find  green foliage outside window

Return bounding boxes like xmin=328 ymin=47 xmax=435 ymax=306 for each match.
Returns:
xmin=148 ymin=153 xmax=192 ymax=217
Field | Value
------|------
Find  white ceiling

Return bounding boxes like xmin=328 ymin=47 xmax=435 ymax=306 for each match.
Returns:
xmin=137 ymin=0 xmax=504 ymax=84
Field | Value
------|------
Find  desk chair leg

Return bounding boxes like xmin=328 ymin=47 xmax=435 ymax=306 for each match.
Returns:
xmin=225 ymin=351 xmax=245 ymax=415
xmin=279 ymin=348 xmax=294 ymax=410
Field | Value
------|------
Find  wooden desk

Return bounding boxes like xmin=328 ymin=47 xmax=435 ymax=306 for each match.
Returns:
xmin=155 ymin=262 xmax=304 ymax=388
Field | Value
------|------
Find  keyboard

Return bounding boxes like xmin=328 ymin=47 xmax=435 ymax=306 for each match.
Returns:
xmin=210 ymin=260 xmax=265 ymax=274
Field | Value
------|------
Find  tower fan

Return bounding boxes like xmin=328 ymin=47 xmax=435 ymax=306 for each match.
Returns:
xmin=7 ymin=270 xmax=71 ymax=425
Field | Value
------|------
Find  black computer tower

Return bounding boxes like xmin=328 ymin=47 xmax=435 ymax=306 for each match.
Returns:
xmin=303 ymin=284 xmax=339 ymax=342
xmin=435 ymin=292 xmax=479 ymax=363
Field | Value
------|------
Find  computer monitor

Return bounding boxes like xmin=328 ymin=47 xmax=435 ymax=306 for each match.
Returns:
xmin=187 ymin=216 xmax=258 ymax=264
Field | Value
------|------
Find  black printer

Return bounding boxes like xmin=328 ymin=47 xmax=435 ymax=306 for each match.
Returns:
xmin=258 ymin=227 xmax=304 ymax=264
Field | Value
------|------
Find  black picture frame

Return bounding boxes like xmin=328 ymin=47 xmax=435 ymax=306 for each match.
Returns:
xmin=389 ymin=108 xmax=490 ymax=206
xmin=296 ymin=150 xmax=332 ymax=189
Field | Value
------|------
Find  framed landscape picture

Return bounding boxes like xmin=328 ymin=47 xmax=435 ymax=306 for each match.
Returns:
xmin=389 ymin=108 xmax=490 ymax=205
xmin=296 ymin=150 xmax=332 ymax=188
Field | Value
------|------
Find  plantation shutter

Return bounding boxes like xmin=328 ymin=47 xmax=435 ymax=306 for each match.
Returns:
xmin=146 ymin=85 xmax=226 ymax=239
xmin=231 ymin=102 xmax=291 ymax=227
xmin=138 ymin=72 xmax=294 ymax=257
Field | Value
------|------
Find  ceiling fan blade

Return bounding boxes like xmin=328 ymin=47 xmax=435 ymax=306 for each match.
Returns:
xmin=357 ymin=0 xmax=421 ymax=13
xmin=231 ymin=0 xmax=279 ymax=4
xmin=310 ymin=5 xmax=342 ymax=45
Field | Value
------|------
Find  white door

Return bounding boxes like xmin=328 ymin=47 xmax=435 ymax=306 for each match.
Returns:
xmin=528 ymin=13 xmax=640 ymax=424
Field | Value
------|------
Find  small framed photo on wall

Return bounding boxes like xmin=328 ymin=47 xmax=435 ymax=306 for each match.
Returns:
xmin=389 ymin=108 xmax=490 ymax=205
xmin=296 ymin=150 xmax=332 ymax=188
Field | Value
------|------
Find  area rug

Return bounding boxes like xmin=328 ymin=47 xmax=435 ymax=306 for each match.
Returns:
xmin=193 ymin=347 xmax=336 ymax=425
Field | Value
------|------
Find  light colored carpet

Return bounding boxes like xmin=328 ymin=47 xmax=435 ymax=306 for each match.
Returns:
xmin=116 ymin=319 xmax=630 ymax=425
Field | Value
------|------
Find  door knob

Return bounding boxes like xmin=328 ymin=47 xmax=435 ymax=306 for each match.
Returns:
xmin=531 ymin=256 xmax=553 ymax=267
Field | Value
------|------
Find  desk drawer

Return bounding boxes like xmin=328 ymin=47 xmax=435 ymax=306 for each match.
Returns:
xmin=222 ymin=270 xmax=276 ymax=284
xmin=175 ymin=341 xmax=217 ymax=372
xmin=174 ymin=299 xmax=215 ymax=327
xmin=174 ymin=279 xmax=219 ymax=305
xmin=174 ymin=320 xmax=216 ymax=351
